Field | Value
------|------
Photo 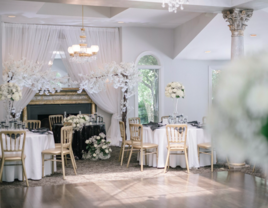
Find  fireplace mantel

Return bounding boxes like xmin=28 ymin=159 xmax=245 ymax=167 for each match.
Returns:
xmin=23 ymin=88 xmax=96 ymax=121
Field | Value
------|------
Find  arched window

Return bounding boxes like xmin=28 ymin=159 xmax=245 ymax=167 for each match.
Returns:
xmin=136 ymin=52 xmax=161 ymax=124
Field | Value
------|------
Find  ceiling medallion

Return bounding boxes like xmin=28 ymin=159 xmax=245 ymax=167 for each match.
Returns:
xmin=68 ymin=5 xmax=99 ymax=63
xmin=162 ymin=0 xmax=189 ymax=13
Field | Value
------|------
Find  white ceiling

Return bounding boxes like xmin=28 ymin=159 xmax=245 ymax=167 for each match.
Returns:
xmin=0 ymin=0 xmax=268 ymax=60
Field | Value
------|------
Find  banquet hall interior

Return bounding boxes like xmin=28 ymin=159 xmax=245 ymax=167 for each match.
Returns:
xmin=0 ymin=0 xmax=268 ymax=207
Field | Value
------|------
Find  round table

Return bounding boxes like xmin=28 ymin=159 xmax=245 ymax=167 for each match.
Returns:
xmin=0 ymin=130 xmax=56 ymax=182
xmin=138 ymin=125 xmax=216 ymax=168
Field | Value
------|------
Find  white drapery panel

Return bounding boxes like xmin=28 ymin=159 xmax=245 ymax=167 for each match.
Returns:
xmin=2 ymin=24 xmax=121 ymax=145
xmin=2 ymin=23 xmax=61 ymax=114
xmin=59 ymin=27 xmax=121 ymax=145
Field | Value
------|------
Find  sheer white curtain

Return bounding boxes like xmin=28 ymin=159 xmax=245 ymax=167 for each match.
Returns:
xmin=60 ymin=27 xmax=121 ymax=145
xmin=2 ymin=23 xmax=61 ymax=115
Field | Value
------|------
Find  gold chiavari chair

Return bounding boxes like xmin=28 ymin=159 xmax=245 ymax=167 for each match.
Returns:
xmin=49 ymin=115 xmax=63 ymax=131
xmin=119 ymin=121 xmax=139 ymax=166
xmin=24 ymin=120 xmax=41 ymax=130
xmin=42 ymin=126 xmax=77 ymax=179
xmin=198 ymin=143 xmax=213 ymax=172
xmin=164 ymin=124 xmax=189 ymax=173
xmin=161 ymin=116 xmax=169 ymax=122
xmin=0 ymin=131 xmax=28 ymax=186
xmin=63 ymin=122 xmax=73 ymax=127
xmin=128 ymin=117 xmax=141 ymax=124
xmin=127 ymin=123 xmax=158 ymax=172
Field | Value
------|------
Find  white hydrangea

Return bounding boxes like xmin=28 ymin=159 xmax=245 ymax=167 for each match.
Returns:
xmin=165 ymin=82 xmax=185 ymax=99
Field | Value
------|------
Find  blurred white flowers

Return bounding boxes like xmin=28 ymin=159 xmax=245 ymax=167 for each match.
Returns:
xmin=64 ymin=114 xmax=90 ymax=131
xmin=208 ymin=53 xmax=268 ymax=170
xmin=165 ymin=82 xmax=185 ymax=98
xmin=0 ymin=83 xmax=22 ymax=101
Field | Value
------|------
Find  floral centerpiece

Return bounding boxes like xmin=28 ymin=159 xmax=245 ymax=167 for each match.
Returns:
xmin=208 ymin=53 xmax=268 ymax=170
xmin=0 ymin=83 xmax=23 ymax=121
xmin=165 ymin=82 xmax=185 ymax=115
xmin=64 ymin=114 xmax=91 ymax=131
xmin=82 ymin=133 xmax=112 ymax=160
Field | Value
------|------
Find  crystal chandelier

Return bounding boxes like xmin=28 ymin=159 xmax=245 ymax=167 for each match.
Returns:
xmin=162 ymin=0 xmax=189 ymax=13
xmin=68 ymin=5 xmax=99 ymax=63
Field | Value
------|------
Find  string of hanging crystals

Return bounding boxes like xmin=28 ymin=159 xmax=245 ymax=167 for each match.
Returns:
xmin=68 ymin=5 xmax=99 ymax=63
xmin=162 ymin=0 xmax=189 ymax=13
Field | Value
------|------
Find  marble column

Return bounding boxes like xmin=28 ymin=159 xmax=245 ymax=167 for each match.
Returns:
xmin=222 ymin=8 xmax=253 ymax=60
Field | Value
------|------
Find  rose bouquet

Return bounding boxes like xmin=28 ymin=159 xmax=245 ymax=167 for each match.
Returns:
xmin=64 ymin=114 xmax=90 ymax=131
xmin=0 ymin=83 xmax=22 ymax=101
xmin=165 ymin=82 xmax=185 ymax=98
xmin=82 ymin=133 xmax=112 ymax=160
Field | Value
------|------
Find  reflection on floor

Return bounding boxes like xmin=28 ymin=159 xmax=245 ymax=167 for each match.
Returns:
xmin=0 ymin=172 xmax=267 ymax=208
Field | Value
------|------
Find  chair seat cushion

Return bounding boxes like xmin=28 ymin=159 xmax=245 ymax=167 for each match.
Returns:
xmin=42 ymin=148 xmax=70 ymax=155
xmin=55 ymin=143 xmax=61 ymax=148
xmin=0 ymin=153 xmax=26 ymax=161
xmin=167 ymin=144 xmax=188 ymax=150
xmin=198 ymin=143 xmax=211 ymax=149
xmin=132 ymin=143 xmax=158 ymax=149
xmin=125 ymin=140 xmax=140 ymax=145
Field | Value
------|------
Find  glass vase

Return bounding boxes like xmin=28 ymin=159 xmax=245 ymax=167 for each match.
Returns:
xmin=173 ymin=98 xmax=179 ymax=118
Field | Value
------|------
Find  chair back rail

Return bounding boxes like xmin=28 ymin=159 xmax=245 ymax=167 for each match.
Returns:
xmin=24 ymin=120 xmax=41 ymax=130
xmin=128 ymin=117 xmax=141 ymax=124
xmin=49 ymin=115 xmax=63 ymax=131
xmin=0 ymin=131 xmax=27 ymax=158
xmin=64 ymin=122 xmax=72 ymax=127
xmin=161 ymin=116 xmax=169 ymax=122
xmin=166 ymin=124 xmax=188 ymax=147
xmin=61 ymin=126 xmax=73 ymax=149
xmin=129 ymin=123 xmax=143 ymax=146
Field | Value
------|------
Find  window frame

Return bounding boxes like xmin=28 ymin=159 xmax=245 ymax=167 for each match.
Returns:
xmin=135 ymin=51 xmax=163 ymax=121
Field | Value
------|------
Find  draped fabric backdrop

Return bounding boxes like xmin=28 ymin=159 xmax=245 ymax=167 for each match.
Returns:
xmin=2 ymin=23 xmax=121 ymax=146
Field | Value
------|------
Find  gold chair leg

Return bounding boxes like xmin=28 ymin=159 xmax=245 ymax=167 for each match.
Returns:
xmin=127 ymin=146 xmax=133 ymax=168
xmin=21 ymin=159 xmax=29 ymax=187
xmin=51 ymin=155 xmax=54 ymax=174
xmin=198 ymin=146 xmax=200 ymax=163
xmin=156 ymin=147 xmax=158 ymax=168
xmin=70 ymin=153 xmax=77 ymax=175
xmin=61 ymin=154 xmax=66 ymax=179
xmin=70 ymin=149 xmax=77 ymax=169
xmin=0 ymin=159 xmax=5 ymax=182
xmin=164 ymin=149 xmax=170 ymax=173
xmin=211 ymin=149 xmax=213 ymax=172
xmin=184 ymin=149 xmax=190 ymax=174
xmin=42 ymin=154 xmax=45 ymax=178
xmin=119 ymin=143 xmax=123 ymax=162
xmin=140 ymin=148 xmax=143 ymax=172
xmin=120 ymin=142 xmax=126 ymax=166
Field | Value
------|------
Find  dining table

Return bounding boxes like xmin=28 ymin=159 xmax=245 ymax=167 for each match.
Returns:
xmin=138 ymin=124 xmax=216 ymax=169
xmin=0 ymin=130 xmax=56 ymax=182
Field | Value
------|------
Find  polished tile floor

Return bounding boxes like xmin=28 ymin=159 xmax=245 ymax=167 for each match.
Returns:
xmin=0 ymin=171 xmax=267 ymax=208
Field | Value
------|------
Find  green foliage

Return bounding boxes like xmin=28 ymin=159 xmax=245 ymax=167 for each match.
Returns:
xmin=138 ymin=55 xmax=158 ymax=66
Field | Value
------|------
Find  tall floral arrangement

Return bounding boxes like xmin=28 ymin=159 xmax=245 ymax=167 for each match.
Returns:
xmin=0 ymin=83 xmax=22 ymax=101
xmin=82 ymin=133 xmax=112 ymax=160
xmin=208 ymin=53 xmax=268 ymax=170
xmin=64 ymin=114 xmax=90 ymax=131
xmin=165 ymin=82 xmax=185 ymax=98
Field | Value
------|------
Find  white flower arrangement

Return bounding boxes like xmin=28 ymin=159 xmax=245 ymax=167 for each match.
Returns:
xmin=82 ymin=133 xmax=111 ymax=160
xmin=165 ymin=82 xmax=185 ymax=98
xmin=0 ymin=83 xmax=22 ymax=101
xmin=64 ymin=114 xmax=90 ymax=131
xmin=208 ymin=53 xmax=268 ymax=170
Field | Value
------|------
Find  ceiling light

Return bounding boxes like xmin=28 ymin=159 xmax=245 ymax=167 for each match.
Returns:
xmin=250 ymin=34 xmax=257 ymax=37
xmin=8 ymin=15 xmax=16 ymax=18
xmin=118 ymin=21 xmax=124 ymax=24
xmin=205 ymin=51 xmax=211 ymax=53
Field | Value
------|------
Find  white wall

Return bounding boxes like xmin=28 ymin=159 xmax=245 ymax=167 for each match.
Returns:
xmin=121 ymin=27 xmax=228 ymax=123
xmin=0 ymin=17 xmax=4 ymax=121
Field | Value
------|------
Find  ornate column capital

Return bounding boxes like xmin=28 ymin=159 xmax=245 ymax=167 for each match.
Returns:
xmin=222 ymin=8 xmax=253 ymax=36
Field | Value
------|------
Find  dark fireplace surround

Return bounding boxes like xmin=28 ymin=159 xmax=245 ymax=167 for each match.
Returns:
xmin=23 ymin=88 xmax=97 ymax=128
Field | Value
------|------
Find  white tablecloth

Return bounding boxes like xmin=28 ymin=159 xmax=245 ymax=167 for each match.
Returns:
xmin=0 ymin=130 xmax=57 ymax=182
xmin=139 ymin=125 xmax=216 ymax=168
